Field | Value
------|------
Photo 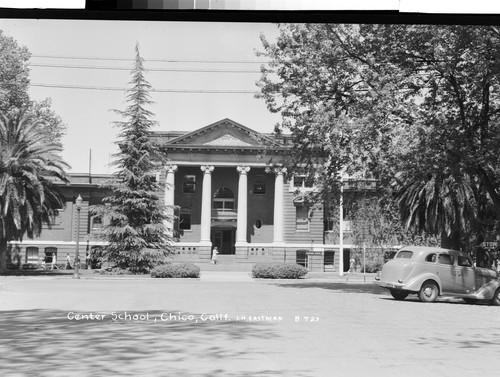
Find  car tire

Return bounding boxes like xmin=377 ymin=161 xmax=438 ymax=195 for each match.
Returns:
xmin=491 ymin=287 xmax=500 ymax=306
xmin=418 ymin=280 xmax=439 ymax=303
xmin=390 ymin=289 xmax=409 ymax=301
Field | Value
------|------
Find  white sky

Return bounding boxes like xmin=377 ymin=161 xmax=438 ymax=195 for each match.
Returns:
xmin=1 ymin=1 xmax=499 ymax=174
xmin=0 ymin=19 xmax=282 ymax=174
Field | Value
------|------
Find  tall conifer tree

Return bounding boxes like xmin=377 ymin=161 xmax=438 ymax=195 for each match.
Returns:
xmin=92 ymin=44 xmax=173 ymax=271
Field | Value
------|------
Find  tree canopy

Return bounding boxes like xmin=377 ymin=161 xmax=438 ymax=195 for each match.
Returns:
xmin=0 ymin=30 xmax=66 ymax=143
xmin=257 ymin=24 xmax=500 ymax=250
xmin=90 ymin=44 xmax=174 ymax=271
xmin=0 ymin=109 xmax=69 ymax=270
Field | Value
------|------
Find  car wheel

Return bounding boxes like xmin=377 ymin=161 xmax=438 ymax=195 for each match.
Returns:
xmin=491 ymin=287 xmax=500 ymax=306
xmin=390 ymin=289 xmax=409 ymax=301
xmin=418 ymin=280 xmax=439 ymax=303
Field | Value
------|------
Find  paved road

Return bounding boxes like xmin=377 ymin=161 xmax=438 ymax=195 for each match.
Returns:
xmin=1 ymin=274 xmax=499 ymax=377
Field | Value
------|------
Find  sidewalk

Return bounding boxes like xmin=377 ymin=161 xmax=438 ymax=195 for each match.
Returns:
xmin=1 ymin=269 xmax=377 ymax=283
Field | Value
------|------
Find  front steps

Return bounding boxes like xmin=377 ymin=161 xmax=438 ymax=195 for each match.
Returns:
xmin=176 ymin=255 xmax=258 ymax=271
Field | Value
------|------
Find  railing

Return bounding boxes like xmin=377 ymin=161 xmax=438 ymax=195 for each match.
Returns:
xmin=211 ymin=208 xmax=238 ymax=220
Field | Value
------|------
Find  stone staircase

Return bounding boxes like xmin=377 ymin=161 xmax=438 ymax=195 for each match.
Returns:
xmin=188 ymin=255 xmax=255 ymax=271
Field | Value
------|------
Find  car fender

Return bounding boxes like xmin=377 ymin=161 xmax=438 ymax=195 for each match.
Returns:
xmin=469 ymin=279 xmax=500 ymax=300
xmin=404 ymin=273 xmax=442 ymax=293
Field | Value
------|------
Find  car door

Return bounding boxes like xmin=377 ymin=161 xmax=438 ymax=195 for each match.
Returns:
xmin=436 ymin=253 xmax=456 ymax=293
xmin=453 ymin=254 xmax=476 ymax=294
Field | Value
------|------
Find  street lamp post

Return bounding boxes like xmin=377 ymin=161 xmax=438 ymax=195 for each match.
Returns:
xmin=73 ymin=194 xmax=82 ymax=279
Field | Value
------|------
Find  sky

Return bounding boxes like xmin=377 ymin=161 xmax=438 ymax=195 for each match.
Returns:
xmin=1 ymin=3 xmax=500 ymax=175
xmin=0 ymin=18 xmax=282 ymax=174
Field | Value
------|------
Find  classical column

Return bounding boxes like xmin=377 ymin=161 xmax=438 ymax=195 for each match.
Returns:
xmin=267 ymin=166 xmax=286 ymax=244
xmin=200 ymin=165 xmax=214 ymax=243
xmin=164 ymin=164 xmax=177 ymax=237
xmin=236 ymin=166 xmax=250 ymax=244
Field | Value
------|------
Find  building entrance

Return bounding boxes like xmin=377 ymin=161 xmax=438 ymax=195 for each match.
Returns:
xmin=211 ymin=228 xmax=235 ymax=255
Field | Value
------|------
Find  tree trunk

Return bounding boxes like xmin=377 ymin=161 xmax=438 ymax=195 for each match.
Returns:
xmin=440 ymin=230 xmax=462 ymax=251
xmin=0 ymin=238 xmax=8 ymax=271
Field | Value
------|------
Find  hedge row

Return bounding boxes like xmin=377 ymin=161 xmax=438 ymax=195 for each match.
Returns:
xmin=252 ymin=263 xmax=308 ymax=279
xmin=150 ymin=263 xmax=200 ymax=278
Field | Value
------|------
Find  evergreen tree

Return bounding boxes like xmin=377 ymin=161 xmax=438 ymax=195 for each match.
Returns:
xmin=91 ymin=44 xmax=173 ymax=271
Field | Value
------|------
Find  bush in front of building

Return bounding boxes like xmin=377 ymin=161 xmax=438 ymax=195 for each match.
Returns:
xmin=252 ymin=263 xmax=308 ymax=279
xmin=150 ymin=263 xmax=200 ymax=278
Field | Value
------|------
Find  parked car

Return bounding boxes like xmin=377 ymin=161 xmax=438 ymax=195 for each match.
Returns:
xmin=374 ymin=246 xmax=500 ymax=305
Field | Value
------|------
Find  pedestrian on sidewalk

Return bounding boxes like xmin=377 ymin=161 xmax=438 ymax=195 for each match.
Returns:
xmin=51 ymin=253 xmax=58 ymax=270
xmin=348 ymin=257 xmax=355 ymax=273
xmin=211 ymin=246 xmax=219 ymax=265
xmin=38 ymin=256 xmax=46 ymax=270
xmin=65 ymin=253 xmax=72 ymax=269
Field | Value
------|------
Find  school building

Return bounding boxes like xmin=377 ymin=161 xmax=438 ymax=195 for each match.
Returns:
xmin=7 ymin=118 xmax=377 ymax=273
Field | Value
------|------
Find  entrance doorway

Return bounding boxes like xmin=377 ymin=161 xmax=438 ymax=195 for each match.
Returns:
xmin=211 ymin=228 xmax=235 ymax=255
xmin=343 ymin=248 xmax=351 ymax=272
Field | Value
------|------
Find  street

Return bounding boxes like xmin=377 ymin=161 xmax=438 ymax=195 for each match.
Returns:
xmin=1 ymin=274 xmax=500 ymax=377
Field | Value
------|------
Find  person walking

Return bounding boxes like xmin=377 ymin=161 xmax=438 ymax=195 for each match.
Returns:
xmin=348 ymin=257 xmax=355 ymax=273
xmin=51 ymin=253 xmax=57 ymax=270
xmin=38 ymin=256 xmax=46 ymax=270
xmin=65 ymin=253 xmax=72 ymax=269
xmin=211 ymin=246 xmax=219 ymax=265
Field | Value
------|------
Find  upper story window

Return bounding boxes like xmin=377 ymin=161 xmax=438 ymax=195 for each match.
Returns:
xmin=295 ymin=206 xmax=310 ymax=231
xmin=183 ymin=175 xmax=196 ymax=193
xmin=213 ymin=186 xmax=235 ymax=210
xmin=291 ymin=174 xmax=315 ymax=192
xmin=253 ymin=175 xmax=266 ymax=194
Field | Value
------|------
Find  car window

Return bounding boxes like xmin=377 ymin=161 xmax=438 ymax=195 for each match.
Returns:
xmin=425 ymin=253 xmax=437 ymax=263
xmin=438 ymin=254 xmax=453 ymax=265
xmin=396 ymin=251 xmax=413 ymax=259
xmin=457 ymin=255 xmax=473 ymax=267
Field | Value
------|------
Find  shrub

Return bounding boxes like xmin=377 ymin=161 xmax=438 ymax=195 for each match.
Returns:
xmin=252 ymin=263 xmax=308 ymax=279
xmin=363 ymin=259 xmax=385 ymax=273
xmin=150 ymin=263 xmax=200 ymax=278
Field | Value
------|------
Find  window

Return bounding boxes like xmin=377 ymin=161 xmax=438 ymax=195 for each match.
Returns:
xmin=213 ymin=187 xmax=235 ymax=212
xmin=179 ymin=208 xmax=192 ymax=230
xmin=26 ymin=247 xmax=39 ymax=264
xmin=44 ymin=247 xmax=57 ymax=263
xmin=425 ymin=253 xmax=437 ymax=263
xmin=183 ymin=175 xmax=196 ymax=193
xmin=296 ymin=249 xmax=308 ymax=268
xmin=292 ymin=175 xmax=315 ymax=191
xmin=458 ymin=255 xmax=473 ymax=267
xmin=324 ymin=250 xmax=335 ymax=271
xmin=91 ymin=216 xmax=103 ymax=229
xmin=253 ymin=175 xmax=266 ymax=194
xmin=438 ymin=254 xmax=453 ymax=265
xmin=296 ymin=206 xmax=309 ymax=231
xmin=396 ymin=250 xmax=413 ymax=259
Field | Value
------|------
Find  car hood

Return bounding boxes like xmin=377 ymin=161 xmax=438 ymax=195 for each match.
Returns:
xmin=475 ymin=267 xmax=498 ymax=280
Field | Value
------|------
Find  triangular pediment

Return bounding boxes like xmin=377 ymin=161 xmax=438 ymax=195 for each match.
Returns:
xmin=204 ymin=133 xmax=254 ymax=146
xmin=166 ymin=119 xmax=279 ymax=148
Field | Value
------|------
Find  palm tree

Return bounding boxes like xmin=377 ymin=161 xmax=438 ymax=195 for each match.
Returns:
xmin=0 ymin=109 xmax=69 ymax=270
xmin=395 ymin=171 xmax=477 ymax=251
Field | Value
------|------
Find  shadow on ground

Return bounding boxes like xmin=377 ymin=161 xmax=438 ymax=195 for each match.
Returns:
xmin=0 ymin=270 xmax=75 ymax=276
xmin=269 ymin=280 xmax=387 ymax=295
xmin=0 ymin=309 xmax=313 ymax=377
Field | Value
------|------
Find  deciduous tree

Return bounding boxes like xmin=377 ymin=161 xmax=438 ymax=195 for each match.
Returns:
xmin=257 ymin=23 xmax=500 ymax=250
